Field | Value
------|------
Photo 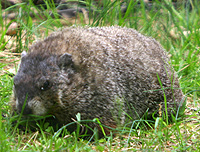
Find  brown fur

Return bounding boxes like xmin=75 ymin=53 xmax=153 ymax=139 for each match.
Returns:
xmin=12 ymin=26 xmax=184 ymax=136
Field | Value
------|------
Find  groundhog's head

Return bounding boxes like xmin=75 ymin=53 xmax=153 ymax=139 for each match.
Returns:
xmin=13 ymin=51 xmax=75 ymax=116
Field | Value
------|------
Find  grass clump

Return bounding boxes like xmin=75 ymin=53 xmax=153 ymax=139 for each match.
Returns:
xmin=0 ymin=0 xmax=200 ymax=151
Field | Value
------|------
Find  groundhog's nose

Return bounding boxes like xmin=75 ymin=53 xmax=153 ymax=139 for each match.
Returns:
xmin=22 ymin=107 xmax=32 ymax=115
xmin=17 ymin=104 xmax=32 ymax=115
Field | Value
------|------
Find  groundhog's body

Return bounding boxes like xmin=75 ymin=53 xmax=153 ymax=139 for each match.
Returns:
xmin=12 ymin=26 xmax=184 ymax=135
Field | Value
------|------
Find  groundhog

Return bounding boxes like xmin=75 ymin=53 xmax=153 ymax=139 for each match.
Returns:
xmin=12 ymin=26 xmax=184 ymax=136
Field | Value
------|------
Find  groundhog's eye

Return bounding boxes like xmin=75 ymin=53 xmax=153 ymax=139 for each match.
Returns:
xmin=40 ymin=80 xmax=50 ymax=91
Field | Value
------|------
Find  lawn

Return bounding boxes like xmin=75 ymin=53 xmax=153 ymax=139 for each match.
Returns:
xmin=0 ymin=0 xmax=200 ymax=151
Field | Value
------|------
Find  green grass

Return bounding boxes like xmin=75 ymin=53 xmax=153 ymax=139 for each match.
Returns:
xmin=0 ymin=0 xmax=200 ymax=151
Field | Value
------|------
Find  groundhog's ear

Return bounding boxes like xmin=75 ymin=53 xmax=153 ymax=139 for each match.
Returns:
xmin=21 ymin=51 xmax=27 ymax=58
xmin=57 ymin=53 xmax=73 ymax=69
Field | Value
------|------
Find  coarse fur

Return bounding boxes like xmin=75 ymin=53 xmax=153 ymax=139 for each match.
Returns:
xmin=12 ymin=26 xmax=184 ymax=136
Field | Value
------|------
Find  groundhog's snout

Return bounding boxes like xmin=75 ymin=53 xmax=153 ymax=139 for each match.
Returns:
xmin=16 ymin=100 xmax=32 ymax=115
xmin=15 ymin=95 xmax=48 ymax=116
xmin=13 ymin=77 xmax=33 ymax=115
xmin=14 ymin=79 xmax=47 ymax=116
